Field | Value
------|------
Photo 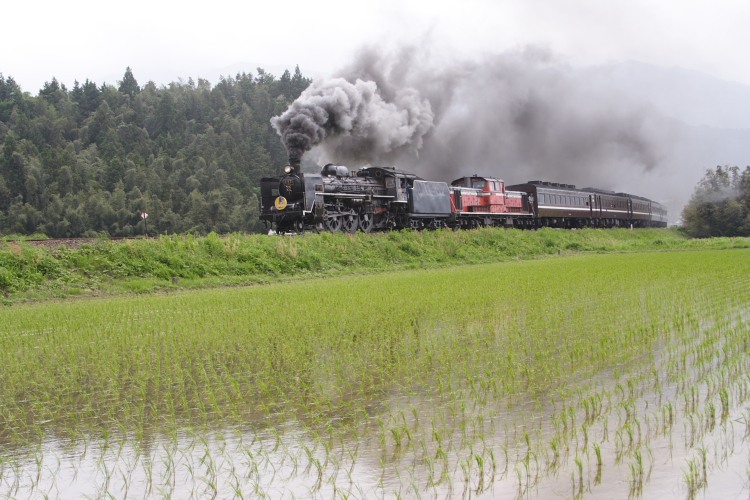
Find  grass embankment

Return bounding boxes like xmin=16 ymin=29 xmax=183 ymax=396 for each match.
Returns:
xmin=1 ymin=250 xmax=749 ymax=498
xmin=0 ymin=227 xmax=748 ymax=303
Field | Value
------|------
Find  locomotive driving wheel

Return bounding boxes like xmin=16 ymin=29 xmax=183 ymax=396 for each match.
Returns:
xmin=358 ymin=213 xmax=373 ymax=233
xmin=342 ymin=213 xmax=359 ymax=233
xmin=324 ymin=214 xmax=342 ymax=232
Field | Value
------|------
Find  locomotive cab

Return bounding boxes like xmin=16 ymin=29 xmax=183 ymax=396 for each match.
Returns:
xmin=449 ymin=175 xmax=516 ymax=214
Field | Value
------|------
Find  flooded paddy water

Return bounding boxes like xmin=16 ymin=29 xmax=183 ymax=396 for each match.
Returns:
xmin=1 ymin=249 xmax=750 ymax=499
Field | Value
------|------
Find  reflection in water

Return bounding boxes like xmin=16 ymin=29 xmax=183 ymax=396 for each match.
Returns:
xmin=3 ymin=308 xmax=750 ymax=499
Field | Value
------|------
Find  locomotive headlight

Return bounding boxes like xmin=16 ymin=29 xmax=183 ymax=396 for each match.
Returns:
xmin=284 ymin=165 xmax=294 ymax=173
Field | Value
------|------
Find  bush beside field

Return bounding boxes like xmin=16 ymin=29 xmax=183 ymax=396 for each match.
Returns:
xmin=0 ymin=227 xmax=748 ymax=302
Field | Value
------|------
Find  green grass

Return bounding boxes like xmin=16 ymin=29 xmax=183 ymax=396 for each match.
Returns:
xmin=1 ymin=227 xmax=749 ymax=303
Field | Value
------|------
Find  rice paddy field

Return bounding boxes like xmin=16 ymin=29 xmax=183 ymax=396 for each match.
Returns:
xmin=1 ymin=247 xmax=750 ymax=499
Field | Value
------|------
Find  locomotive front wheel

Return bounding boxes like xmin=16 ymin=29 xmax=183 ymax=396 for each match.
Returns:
xmin=358 ymin=213 xmax=373 ymax=233
xmin=324 ymin=215 xmax=342 ymax=233
xmin=343 ymin=214 xmax=359 ymax=234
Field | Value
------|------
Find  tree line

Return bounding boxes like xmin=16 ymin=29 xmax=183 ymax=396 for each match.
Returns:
xmin=0 ymin=66 xmax=311 ymax=237
xmin=681 ymin=165 xmax=750 ymax=237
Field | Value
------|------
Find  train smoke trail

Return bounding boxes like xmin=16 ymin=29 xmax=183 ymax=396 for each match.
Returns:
xmin=335 ymin=45 xmax=669 ymax=186
xmin=270 ymin=77 xmax=434 ymax=164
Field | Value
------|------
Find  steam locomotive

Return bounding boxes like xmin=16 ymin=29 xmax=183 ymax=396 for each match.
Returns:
xmin=260 ymin=157 xmax=667 ymax=233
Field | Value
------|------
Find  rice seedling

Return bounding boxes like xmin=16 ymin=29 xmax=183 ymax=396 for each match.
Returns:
xmin=0 ymin=248 xmax=750 ymax=497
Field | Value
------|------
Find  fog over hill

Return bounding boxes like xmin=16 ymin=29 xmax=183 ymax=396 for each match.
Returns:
xmin=589 ymin=61 xmax=750 ymax=130
xmin=584 ymin=61 xmax=750 ymax=221
xmin=516 ymin=61 xmax=750 ymax=218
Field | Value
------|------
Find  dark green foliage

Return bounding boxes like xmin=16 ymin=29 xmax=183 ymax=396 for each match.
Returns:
xmin=118 ymin=67 xmax=139 ymax=98
xmin=0 ymin=67 xmax=312 ymax=236
xmin=681 ymin=165 xmax=750 ymax=237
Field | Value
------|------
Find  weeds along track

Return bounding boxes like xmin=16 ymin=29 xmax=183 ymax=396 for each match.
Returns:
xmin=0 ymin=249 xmax=749 ymax=498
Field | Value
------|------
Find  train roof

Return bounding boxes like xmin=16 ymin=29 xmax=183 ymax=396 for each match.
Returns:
xmin=450 ymin=175 xmax=504 ymax=185
xmin=526 ymin=180 xmax=578 ymax=190
xmin=356 ymin=166 xmax=423 ymax=179
xmin=508 ymin=180 xmax=664 ymax=205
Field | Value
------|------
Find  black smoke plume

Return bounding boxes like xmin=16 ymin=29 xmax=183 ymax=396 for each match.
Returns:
xmin=271 ymin=77 xmax=434 ymax=165
xmin=272 ymin=44 xmax=669 ymax=188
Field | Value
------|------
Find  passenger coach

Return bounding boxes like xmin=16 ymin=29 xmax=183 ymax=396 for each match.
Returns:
xmin=505 ymin=181 xmax=668 ymax=228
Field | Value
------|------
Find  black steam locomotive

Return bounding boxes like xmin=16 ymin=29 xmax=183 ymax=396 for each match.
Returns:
xmin=259 ymin=158 xmax=667 ymax=233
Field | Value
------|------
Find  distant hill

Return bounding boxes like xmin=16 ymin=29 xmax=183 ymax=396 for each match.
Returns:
xmin=587 ymin=60 xmax=750 ymax=130
xmin=577 ymin=61 xmax=750 ymax=221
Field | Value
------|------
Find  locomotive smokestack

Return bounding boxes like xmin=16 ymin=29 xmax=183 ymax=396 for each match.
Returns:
xmin=289 ymin=157 xmax=301 ymax=169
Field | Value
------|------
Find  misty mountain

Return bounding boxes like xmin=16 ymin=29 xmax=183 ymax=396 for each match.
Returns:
xmin=568 ymin=60 xmax=750 ymax=220
xmin=588 ymin=61 xmax=750 ymax=130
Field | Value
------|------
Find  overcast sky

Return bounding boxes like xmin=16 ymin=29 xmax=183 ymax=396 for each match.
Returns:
xmin=4 ymin=0 xmax=750 ymax=92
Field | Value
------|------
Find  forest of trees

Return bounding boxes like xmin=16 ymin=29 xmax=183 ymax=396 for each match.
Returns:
xmin=681 ymin=165 xmax=750 ymax=237
xmin=0 ymin=66 xmax=311 ymax=237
